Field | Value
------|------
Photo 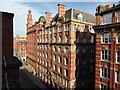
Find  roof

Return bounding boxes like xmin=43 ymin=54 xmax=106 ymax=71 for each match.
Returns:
xmin=2 ymin=56 xmax=22 ymax=69
xmin=52 ymin=8 xmax=96 ymax=24
xmin=39 ymin=16 xmax=46 ymax=22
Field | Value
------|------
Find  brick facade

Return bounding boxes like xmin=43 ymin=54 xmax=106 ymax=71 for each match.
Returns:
xmin=14 ymin=34 xmax=27 ymax=61
xmin=93 ymin=4 xmax=120 ymax=89
xmin=26 ymin=4 xmax=96 ymax=88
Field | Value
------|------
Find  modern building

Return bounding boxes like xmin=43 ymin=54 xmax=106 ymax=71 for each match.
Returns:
xmin=14 ymin=34 xmax=27 ymax=61
xmin=1 ymin=11 xmax=22 ymax=89
xmin=93 ymin=4 xmax=120 ymax=89
xmin=26 ymin=4 xmax=96 ymax=88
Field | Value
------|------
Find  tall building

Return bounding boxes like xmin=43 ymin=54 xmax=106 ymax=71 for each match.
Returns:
xmin=93 ymin=4 xmax=120 ymax=89
xmin=1 ymin=11 xmax=22 ymax=89
xmin=26 ymin=4 xmax=96 ymax=88
xmin=14 ymin=34 xmax=27 ymax=61
xmin=1 ymin=12 xmax=14 ymax=57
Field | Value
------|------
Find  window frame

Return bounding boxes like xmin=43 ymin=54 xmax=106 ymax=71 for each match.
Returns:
xmin=101 ymin=67 xmax=110 ymax=79
xmin=101 ymin=50 xmax=110 ymax=62
xmin=102 ymin=32 xmax=111 ymax=44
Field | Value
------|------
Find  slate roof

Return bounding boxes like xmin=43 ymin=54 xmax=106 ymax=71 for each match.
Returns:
xmin=52 ymin=8 xmax=96 ymax=24
xmin=39 ymin=16 xmax=46 ymax=22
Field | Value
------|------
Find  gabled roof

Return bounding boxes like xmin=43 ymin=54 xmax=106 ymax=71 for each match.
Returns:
xmin=52 ymin=8 xmax=96 ymax=24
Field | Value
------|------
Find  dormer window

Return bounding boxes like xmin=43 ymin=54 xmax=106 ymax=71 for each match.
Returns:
xmin=77 ymin=13 xmax=83 ymax=21
xmin=102 ymin=13 xmax=112 ymax=24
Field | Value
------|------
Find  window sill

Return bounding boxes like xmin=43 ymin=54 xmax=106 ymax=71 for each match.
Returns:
xmin=101 ymin=60 xmax=110 ymax=63
xmin=101 ymin=77 xmax=110 ymax=80
xmin=101 ymin=43 xmax=111 ymax=45
xmin=116 ymin=62 xmax=120 ymax=65
xmin=115 ymin=82 xmax=120 ymax=85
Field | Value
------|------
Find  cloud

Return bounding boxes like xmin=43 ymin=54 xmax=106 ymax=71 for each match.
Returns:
xmin=0 ymin=2 xmax=42 ymax=36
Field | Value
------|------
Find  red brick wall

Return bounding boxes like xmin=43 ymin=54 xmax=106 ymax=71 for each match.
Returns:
xmin=2 ymin=12 xmax=14 ymax=57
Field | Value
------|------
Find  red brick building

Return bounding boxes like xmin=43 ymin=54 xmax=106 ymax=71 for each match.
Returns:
xmin=1 ymin=11 xmax=22 ymax=89
xmin=14 ymin=34 xmax=27 ymax=61
xmin=1 ymin=12 xmax=14 ymax=57
xmin=26 ymin=4 xmax=96 ymax=88
xmin=93 ymin=4 xmax=120 ymax=89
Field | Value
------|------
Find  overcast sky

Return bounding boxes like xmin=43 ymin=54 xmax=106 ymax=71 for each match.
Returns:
xmin=0 ymin=1 xmax=118 ymax=36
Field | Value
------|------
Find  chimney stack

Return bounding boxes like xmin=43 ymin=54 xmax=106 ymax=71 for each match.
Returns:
xmin=58 ymin=4 xmax=65 ymax=17
xmin=45 ymin=12 xmax=52 ymax=26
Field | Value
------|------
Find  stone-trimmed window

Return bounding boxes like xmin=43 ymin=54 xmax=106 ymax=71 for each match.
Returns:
xmin=102 ymin=13 xmax=112 ymax=24
xmin=101 ymin=67 xmax=110 ymax=79
xmin=54 ymin=36 xmax=57 ymax=42
xmin=60 ymin=47 xmax=62 ymax=52
xmin=65 ymin=35 xmax=69 ymax=43
xmin=117 ymin=33 xmax=120 ymax=43
xmin=102 ymin=32 xmax=111 ymax=43
xmin=65 ymin=47 xmax=69 ymax=54
xmin=116 ymin=70 xmax=120 ymax=83
xmin=101 ymin=50 xmax=110 ymax=62
xmin=116 ymin=51 xmax=120 ymax=63
xmin=64 ymin=58 xmax=68 ymax=65
xmin=53 ymin=65 xmax=57 ymax=71
xmin=118 ymin=10 xmax=120 ymax=22
xmin=65 ymin=69 xmax=68 ymax=77
xmin=53 ymin=55 xmax=56 ymax=62
xmin=59 ymin=36 xmax=62 ymax=43
xmin=100 ymin=84 xmax=109 ymax=90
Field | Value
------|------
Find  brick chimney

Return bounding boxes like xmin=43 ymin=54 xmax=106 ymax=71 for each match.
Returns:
xmin=27 ymin=10 xmax=33 ymax=29
xmin=112 ymin=4 xmax=118 ymax=23
xmin=45 ymin=12 xmax=52 ymax=26
xmin=58 ymin=4 xmax=65 ymax=17
xmin=96 ymin=5 xmax=105 ymax=25
xmin=105 ymin=5 xmax=112 ymax=10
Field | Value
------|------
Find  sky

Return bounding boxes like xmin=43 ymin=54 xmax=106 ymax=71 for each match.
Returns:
xmin=0 ymin=1 xmax=119 ymax=36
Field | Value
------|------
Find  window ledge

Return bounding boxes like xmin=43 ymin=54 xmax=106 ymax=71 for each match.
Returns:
xmin=101 ymin=43 xmax=111 ymax=45
xmin=115 ymin=82 xmax=120 ymax=85
xmin=101 ymin=60 xmax=110 ymax=63
xmin=116 ymin=62 xmax=120 ymax=65
xmin=101 ymin=77 xmax=110 ymax=80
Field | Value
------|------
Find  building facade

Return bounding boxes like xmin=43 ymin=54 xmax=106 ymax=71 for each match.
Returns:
xmin=1 ymin=12 xmax=14 ymax=57
xmin=1 ymin=11 xmax=22 ymax=89
xmin=26 ymin=4 xmax=96 ymax=88
xmin=93 ymin=4 xmax=120 ymax=89
xmin=14 ymin=34 xmax=27 ymax=61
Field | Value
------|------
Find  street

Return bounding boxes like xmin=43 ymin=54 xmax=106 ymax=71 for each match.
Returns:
xmin=19 ymin=60 xmax=49 ymax=90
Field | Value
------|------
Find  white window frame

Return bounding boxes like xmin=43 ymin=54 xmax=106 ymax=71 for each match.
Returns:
xmin=101 ymin=50 xmax=110 ymax=62
xmin=102 ymin=13 xmax=112 ymax=24
xmin=116 ymin=71 xmax=120 ymax=83
xmin=116 ymin=51 xmax=120 ymax=63
xmin=101 ymin=67 xmax=110 ymax=79
xmin=102 ymin=33 xmax=111 ymax=44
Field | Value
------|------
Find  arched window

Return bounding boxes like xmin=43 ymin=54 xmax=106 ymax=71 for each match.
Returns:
xmin=65 ymin=35 xmax=69 ymax=43
xmin=77 ymin=13 xmax=83 ymax=21
xmin=118 ymin=33 xmax=120 ymax=43
xmin=54 ymin=36 xmax=57 ymax=42
xmin=90 ymin=27 xmax=95 ymax=33
xmin=102 ymin=33 xmax=111 ymax=43
xmin=59 ymin=36 xmax=62 ymax=43
xmin=66 ymin=47 xmax=69 ymax=54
